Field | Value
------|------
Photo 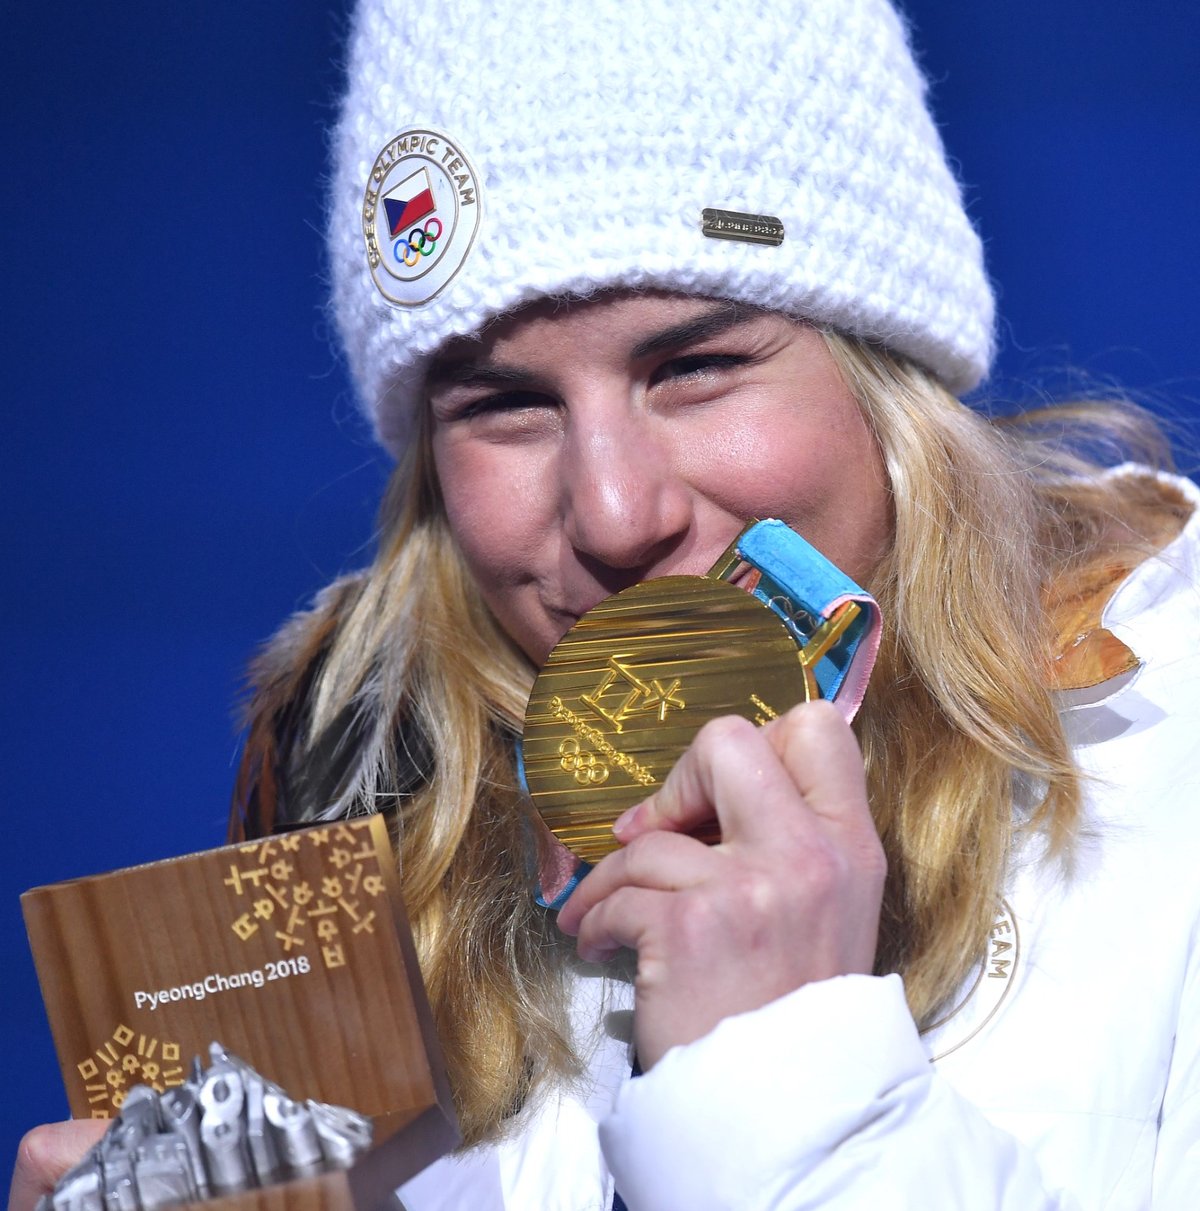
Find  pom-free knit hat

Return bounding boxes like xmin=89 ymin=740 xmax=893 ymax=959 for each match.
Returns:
xmin=329 ymin=0 xmax=995 ymax=457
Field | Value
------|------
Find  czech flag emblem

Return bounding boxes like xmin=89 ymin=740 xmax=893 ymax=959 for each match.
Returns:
xmin=384 ymin=167 xmax=437 ymax=237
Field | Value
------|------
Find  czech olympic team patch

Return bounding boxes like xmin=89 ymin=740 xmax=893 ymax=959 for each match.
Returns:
xmin=362 ymin=128 xmax=481 ymax=306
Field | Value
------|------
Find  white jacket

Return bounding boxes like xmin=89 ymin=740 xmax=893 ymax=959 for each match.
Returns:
xmin=398 ymin=470 xmax=1200 ymax=1210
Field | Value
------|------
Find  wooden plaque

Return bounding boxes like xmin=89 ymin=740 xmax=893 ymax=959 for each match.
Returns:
xmin=21 ymin=817 xmax=459 ymax=1209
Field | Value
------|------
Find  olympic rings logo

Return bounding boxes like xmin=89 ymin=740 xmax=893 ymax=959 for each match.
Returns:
xmin=558 ymin=738 xmax=610 ymax=785
xmin=392 ymin=217 xmax=444 ymax=268
xmin=767 ymin=594 xmax=819 ymax=640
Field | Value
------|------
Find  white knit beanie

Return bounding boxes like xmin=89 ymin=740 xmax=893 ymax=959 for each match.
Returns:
xmin=329 ymin=0 xmax=994 ymax=457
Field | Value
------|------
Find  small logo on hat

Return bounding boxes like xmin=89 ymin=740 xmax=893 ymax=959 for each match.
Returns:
xmin=362 ymin=128 xmax=482 ymax=307
xmin=701 ymin=207 xmax=785 ymax=247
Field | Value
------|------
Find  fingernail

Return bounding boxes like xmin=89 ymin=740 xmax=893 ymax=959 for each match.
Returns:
xmin=612 ymin=801 xmax=642 ymax=840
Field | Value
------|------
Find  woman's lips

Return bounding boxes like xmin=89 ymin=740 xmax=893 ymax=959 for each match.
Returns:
xmin=724 ymin=560 xmax=763 ymax=596
xmin=737 ymin=567 xmax=763 ymax=595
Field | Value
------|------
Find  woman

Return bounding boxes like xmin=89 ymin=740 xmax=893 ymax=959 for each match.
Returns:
xmin=14 ymin=0 xmax=1200 ymax=1207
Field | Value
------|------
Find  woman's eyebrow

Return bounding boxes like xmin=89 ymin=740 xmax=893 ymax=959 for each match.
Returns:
xmin=427 ymin=301 xmax=759 ymax=390
xmin=426 ymin=359 xmax=542 ymax=391
xmin=629 ymin=302 xmax=760 ymax=361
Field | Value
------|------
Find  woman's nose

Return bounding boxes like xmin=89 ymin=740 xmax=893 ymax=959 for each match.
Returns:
xmin=560 ymin=411 xmax=691 ymax=572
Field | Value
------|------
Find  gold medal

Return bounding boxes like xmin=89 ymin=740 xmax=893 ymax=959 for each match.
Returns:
xmin=522 ymin=574 xmax=814 ymax=863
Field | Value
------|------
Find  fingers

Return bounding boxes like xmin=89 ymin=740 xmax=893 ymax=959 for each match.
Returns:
xmin=612 ymin=714 xmax=802 ymax=848
xmin=557 ymin=828 xmax=702 ymax=939
xmin=612 ymin=700 xmax=868 ymax=848
xmin=767 ymin=700 xmax=870 ymax=826
xmin=572 ymin=885 xmax=670 ymax=963
xmin=9 ymin=1120 xmax=109 ymax=1211
xmin=611 ymin=715 xmax=754 ymax=842
xmin=556 ymin=701 xmax=885 ymax=1068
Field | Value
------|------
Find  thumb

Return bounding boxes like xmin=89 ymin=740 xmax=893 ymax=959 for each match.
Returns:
xmin=10 ymin=1120 xmax=109 ymax=1211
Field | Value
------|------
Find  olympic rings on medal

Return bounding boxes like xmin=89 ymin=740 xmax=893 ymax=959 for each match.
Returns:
xmin=558 ymin=738 xmax=610 ymax=786
xmin=392 ymin=216 xmax=444 ymax=268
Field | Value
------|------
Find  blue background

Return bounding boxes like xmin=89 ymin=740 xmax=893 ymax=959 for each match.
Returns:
xmin=3 ymin=0 xmax=1198 ymax=1178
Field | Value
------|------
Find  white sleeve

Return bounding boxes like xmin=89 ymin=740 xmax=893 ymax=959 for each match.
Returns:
xmin=599 ymin=975 xmax=1079 ymax=1210
xmin=1151 ymin=917 xmax=1200 ymax=1209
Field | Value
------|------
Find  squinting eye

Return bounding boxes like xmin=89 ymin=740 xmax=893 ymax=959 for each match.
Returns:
xmin=651 ymin=354 xmax=749 ymax=385
xmin=450 ymin=390 xmax=554 ymax=420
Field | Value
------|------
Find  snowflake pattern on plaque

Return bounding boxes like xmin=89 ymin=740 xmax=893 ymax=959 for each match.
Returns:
xmin=223 ymin=821 xmax=388 ymax=970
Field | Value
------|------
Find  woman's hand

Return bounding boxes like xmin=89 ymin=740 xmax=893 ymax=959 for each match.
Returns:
xmin=556 ymin=700 xmax=886 ymax=1069
xmin=9 ymin=1120 xmax=108 ymax=1211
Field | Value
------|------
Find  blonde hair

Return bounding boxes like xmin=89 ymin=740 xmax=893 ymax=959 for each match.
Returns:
xmin=234 ymin=331 xmax=1184 ymax=1143
xmin=824 ymin=334 xmax=1182 ymax=1019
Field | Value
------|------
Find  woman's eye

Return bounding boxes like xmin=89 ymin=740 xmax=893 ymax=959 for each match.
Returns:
xmin=449 ymin=390 xmax=554 ymax=421
xmin=650 ymin=353 xmax=749 ymax=386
